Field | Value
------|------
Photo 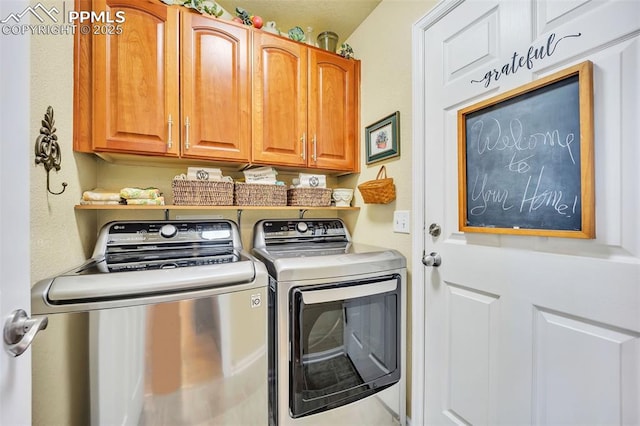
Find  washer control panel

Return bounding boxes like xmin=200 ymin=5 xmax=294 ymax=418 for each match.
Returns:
xmin=106 ymin=221 xmax=234 ymax=244
xmin=95 ymin=220 xmax=241 ymax=272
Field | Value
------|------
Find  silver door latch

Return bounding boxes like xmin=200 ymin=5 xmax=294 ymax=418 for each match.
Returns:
xmin=3 ymin=309 xmax=48 ymax=357
xmin=422 ymin=252 xmax=442 ymax=267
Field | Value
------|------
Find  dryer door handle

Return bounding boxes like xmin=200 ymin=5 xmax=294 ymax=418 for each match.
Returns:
xmin=301 ymin=278 xmax=397 ymax=305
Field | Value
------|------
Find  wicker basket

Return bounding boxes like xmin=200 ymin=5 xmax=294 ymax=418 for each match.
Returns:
xmin=287 ymin=187 xmax=332 ymax=207
xmin=234 ymin=183 xmax=287 ymax=206
xmin=172 ymin=179 xmax=234 ymax=206
xmin=357 ymin=165 xmax=396 ymax=204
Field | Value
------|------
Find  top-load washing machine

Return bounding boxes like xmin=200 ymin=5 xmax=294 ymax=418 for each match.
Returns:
xmin=252 ymin=218 xmax=407 ymax=426
xmin=31 ymin=219 xmax=268 ymax=425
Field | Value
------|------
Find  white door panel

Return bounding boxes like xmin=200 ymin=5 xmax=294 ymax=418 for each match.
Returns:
xmin=415 ymin=0 xmax=640 ymax=424
xmin=0 ymin=0 xmax=31 ymax=423
xmin=446 ymin=283 xmax=500 ymax=425
xmin=535 ymin=0 xmax=639 ymax=45
xmin=533 ymin=308 xmax=639 ymax=424
xmin=426 ymin=1 xmax=530 ymax=105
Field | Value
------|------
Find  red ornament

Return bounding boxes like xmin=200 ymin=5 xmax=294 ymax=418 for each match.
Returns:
xmin=252 ymin=15 xmax=263 ymax=29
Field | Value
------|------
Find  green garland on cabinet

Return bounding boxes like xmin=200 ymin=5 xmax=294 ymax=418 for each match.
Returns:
xmin=160 ymin=0 xmax=224 ymax=17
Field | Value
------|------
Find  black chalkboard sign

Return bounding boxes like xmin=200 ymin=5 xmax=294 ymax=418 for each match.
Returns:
xmin=458 ymin=61 xmax=595 ymax=238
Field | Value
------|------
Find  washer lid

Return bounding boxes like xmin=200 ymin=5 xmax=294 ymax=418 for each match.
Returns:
xmin=43 ymin=257 xmax=257 ymax=303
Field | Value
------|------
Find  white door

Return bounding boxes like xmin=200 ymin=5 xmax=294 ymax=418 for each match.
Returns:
xmin=412 ymin=0 xmax=640 ymax=424
xmin=0 ymin=0 xmax=33 ymax=423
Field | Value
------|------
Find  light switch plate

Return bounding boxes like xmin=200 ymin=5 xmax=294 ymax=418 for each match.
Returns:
xmin=393 ymin=210 xmax=410 ymax=233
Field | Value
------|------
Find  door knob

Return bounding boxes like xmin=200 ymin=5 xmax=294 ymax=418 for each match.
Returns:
xmin=422 ymin=252 xmax=442 ymax=267
xmin=3 ymin=309 xmax=48 ymax=357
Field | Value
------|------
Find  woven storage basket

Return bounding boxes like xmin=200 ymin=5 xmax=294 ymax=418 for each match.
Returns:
xmin=172 ymin=179 xmax=234 ymax=206
xmin=234 ymin=183 xmax=287 ymax=206
xmin=287 ymin=187 xmax=332 ymax=207
xmin=357 ymin=165 xmax=396 ymax=204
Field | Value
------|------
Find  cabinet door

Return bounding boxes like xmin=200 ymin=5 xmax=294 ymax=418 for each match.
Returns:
xmin=252 ymin=33 xmax=307 ymax=167
xmin=181 ymin=14 xmax=251 ymax=162
xmin=308 ymin=50 xmax=359 ymax=172
xmin=92 ymin=0 xmax=179 ymax=156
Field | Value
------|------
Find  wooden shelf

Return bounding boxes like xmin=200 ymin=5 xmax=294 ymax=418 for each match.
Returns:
xmin=75 ymin=204 xmax=359 ymax=223
xmin=75 ymin=205 xmax=359 ymax=212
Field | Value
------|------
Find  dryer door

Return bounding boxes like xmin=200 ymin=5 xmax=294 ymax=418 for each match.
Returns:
xmin=289 ymin=275 xmax=401 ymax=418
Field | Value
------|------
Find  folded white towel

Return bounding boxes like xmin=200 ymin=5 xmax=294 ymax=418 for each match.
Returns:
xmin=244 ymin=166 xmax=278 ymax=184
xmin=82 ymin=189 xmax=121 ymax=201
xmin=120 ymin=187 xmax=162 ymax=199
xmin=174 ymin=173 xmax=232 ymax=183
xmin=79 ymin=200 xmax=122 ymax=205
xmin=187 ymin=167 xmax=223 ymax=181
xmin=126 ymin=197 xmax=165 ymax=205
xmin=298 ymin=173 xmax=327 ymax=188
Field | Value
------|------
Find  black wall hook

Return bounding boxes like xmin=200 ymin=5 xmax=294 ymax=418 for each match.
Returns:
xmin=34 ymin=106 xmax=68 ymax=195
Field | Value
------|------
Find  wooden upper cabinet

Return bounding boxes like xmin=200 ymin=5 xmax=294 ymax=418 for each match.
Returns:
xmin=252 ymin=33 xmax=360 ymax=172
xmin=252 ymin=32 xmax=307 ymax=167
xmin=76 ymin=1 xmax=359 ymax=172
xmin=181 ymin=13 xmax=251 ymax=162
xmin=309 ymin=50 xmax=359 ymax=171
xmin=89 ymin=1 xmax=251 ymax=161
xmin=92 ymin=0 xmax=179 ymax=156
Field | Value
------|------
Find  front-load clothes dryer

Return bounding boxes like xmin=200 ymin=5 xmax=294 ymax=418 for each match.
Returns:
xmin=252 ymin=218 xmax=407 ymax=426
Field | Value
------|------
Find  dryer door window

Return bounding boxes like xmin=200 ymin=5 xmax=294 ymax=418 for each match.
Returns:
xmin=289 ymin=275 xmax=401 ymax=418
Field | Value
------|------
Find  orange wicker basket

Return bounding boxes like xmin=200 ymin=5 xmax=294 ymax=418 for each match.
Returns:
xmin=357 ymin=166 xmax=396 ymax=204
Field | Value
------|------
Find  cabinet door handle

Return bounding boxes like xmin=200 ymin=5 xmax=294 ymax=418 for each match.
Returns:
xmin=312 ymin=135 xmax=317 ymax=162
xmin=185 ymin=116 xmax=191 ymax=150
xmin=167 ymin=114 xmax=173 ymax=149
xmin=301 ymin=133 xmax=306 ymax=160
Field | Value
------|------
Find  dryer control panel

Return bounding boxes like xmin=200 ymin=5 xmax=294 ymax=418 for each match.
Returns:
xmin=253 ymin=219 xmax=351 ymax=249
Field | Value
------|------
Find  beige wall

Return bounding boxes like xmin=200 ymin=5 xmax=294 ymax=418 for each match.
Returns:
xmin=29 ymin=2 xmax=96 ymax=423
xmin=339 ymin=0 xmax=437 ymax=417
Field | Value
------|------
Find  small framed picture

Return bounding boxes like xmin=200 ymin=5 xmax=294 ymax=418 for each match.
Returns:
xmin=365 ymin=111 xmax=400 ymax=164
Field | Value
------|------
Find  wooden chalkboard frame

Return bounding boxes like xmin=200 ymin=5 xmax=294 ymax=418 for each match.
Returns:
xmin=458 ymin=61 xmax=595 ymax=238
